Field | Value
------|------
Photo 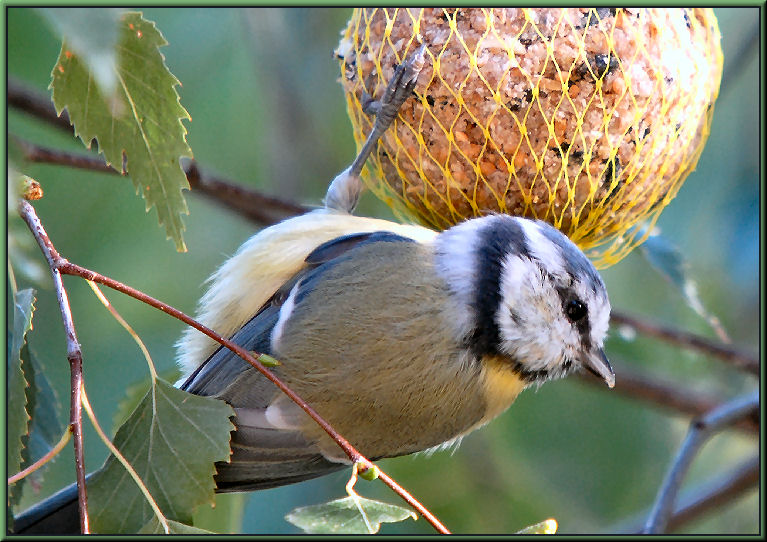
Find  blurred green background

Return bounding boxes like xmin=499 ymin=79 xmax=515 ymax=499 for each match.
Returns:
xmin=6 ymin=8 xmax=759 ymax=534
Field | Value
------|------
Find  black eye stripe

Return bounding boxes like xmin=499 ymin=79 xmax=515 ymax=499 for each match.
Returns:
xmin=467 ymin=217 xmax=528 ymax=358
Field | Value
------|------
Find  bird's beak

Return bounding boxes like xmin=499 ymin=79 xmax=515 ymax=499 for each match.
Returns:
xmin=582 ymin=348 xmax=615 ymax=388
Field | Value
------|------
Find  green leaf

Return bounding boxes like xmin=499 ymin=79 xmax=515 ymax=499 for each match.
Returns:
xmin=38 ymin=8 xmax=121 ymax=95
xmin=87 ymin=378 xmax=234 ymax=533
xmin=23 ymin=352 xmax=65 ymax=463
xmin=50 ymin=11 xmax=192 ymax=252
xmin=517 ymin=518 xmax=558 ymax=534
xmin=138 ymin=517 xmax=214 ymax=534
xmin=8 ymin=345 xmax=33 ymax=512
xmin=640 ymin=234 xmax=729 ymax=341
xmin=13 ymin=344 xmax=65 ymax=507
xmin=7 ymin=289 xmax=35 ymax=497
xmin=285 ymin=495 xmax=417 ymax=534
xmin=112 ymin=367 xmax=181 ymax=433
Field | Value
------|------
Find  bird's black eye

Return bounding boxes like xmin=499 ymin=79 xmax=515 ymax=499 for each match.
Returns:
xmin=565 ymin=298 xmax=587 ymax=322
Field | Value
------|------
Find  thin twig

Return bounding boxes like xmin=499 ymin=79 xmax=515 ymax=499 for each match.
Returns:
xmin=18 ymin=201 xmax=89 ymax=534
xmin=86 ymin=280 xmax=158 ymax=380
xmin=8 ymin=427 xmax=72 ymax=485
xmin=642 ymin=390 xmax=759 ymax=534
xmin=16 ymin=200 xmax=449 ymax=535
xmin=576 ymin=364 xmax=759 ymax=434
xmin=611 ymin=311 xmax=759 ymax=376
xmin=376 ymin=469 xmax=449 ymax=533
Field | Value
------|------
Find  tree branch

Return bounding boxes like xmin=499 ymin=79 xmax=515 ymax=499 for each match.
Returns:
xmin=18 ymin=200 xmax=89 ymax=534
xmin=667 ymin=454 xmax=758 ymax=532
xmin=7 ymin=78 xmax=72 ymax=132
xmin=16 ymin=199 xmax=449 ymax=535
xmin=13 ymin=137 xmax=116 ymax=174
xmin=576 ymin=364 xmax=759 ymax=434
xmin=183 ymin=159 xmax=308 ymax=225
xmin=615 ymin=454 xmax=758 ymax=533
xmin=611 ymin=311 xmax=759 ymax=376
xmin=12 ymin=135 xmax=308 ymax=227
xmin=642 ymin=390 xmax=759 ymax=533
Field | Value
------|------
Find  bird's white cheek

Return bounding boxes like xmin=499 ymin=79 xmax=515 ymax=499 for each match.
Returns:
xmin=497 ymin=299 xmax=567 ymax=371
xmin=497 ymin=259 xmax=576 ymax=371
xmin=501 ymin=317 xmax=571 ymax=371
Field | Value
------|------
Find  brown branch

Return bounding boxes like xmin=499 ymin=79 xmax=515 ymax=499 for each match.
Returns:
xmin=183 ymin=160 xmax=308 ymax=225
xmin=12 ymin=135 xmax=308 ymax=227
xmin=18 ymin=201 xmax=89 ymax=534
xmin=7 ymin=78 xmax=72 ymax=133
xmin=611 ymin=311 xmax=759 ymax=376
xmin=16 ymin=200 xmax=449 ymax=534
xmin=375 ymin=469 xmax=449 ymax=534
xmin=576 ymin=364 xmax=759 ymax=434
xmin=13 ymin=137 xmax=117 ymax=174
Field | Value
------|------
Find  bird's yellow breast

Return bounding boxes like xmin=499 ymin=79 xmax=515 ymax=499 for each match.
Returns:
xmin=477 ymin=355 xmax=528 ymax=427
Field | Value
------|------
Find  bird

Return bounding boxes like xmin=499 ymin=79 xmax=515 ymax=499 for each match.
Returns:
xmin=12 ymin=44 xmax=614 ymax=533
xmin=174 ymin=206 xmax=615 ymax=493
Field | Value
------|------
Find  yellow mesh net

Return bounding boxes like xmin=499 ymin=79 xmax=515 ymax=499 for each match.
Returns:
xmin=337 ymin=8 xmax=723 ymax=267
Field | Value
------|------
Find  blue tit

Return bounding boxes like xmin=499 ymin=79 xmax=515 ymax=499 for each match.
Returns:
xmin=13 ymin=45 xmax=614 ymax=532
xmin=175 ymin=207 xmax=614 ymax=491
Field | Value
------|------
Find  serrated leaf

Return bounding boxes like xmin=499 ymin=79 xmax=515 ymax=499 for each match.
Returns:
xmin=7 ymin=289 xmax=36 ymax=497
xmin=286 ymin=495 xmax=417 ymax=534
xmin=10 ymin=344 xmax=63 ymax=509
xmin=87 ymin=379 xmax=234 ymax=533
xmin=138 ymin=517 xmax=214 ymax=534
xmin=8 ymin=345 xmax=33 ymax=512
xmin=38 ymin=8 xmax=121 ymax=94
xmin=517 ymin=518 xmax=558 ymax=534
xmin=640 ymin=234 xmax=729 ymax=341
xmin=50 ymin=11 xmax=192 ymax=252
xmin=19 ymin=346 xmax=65 ymax=491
